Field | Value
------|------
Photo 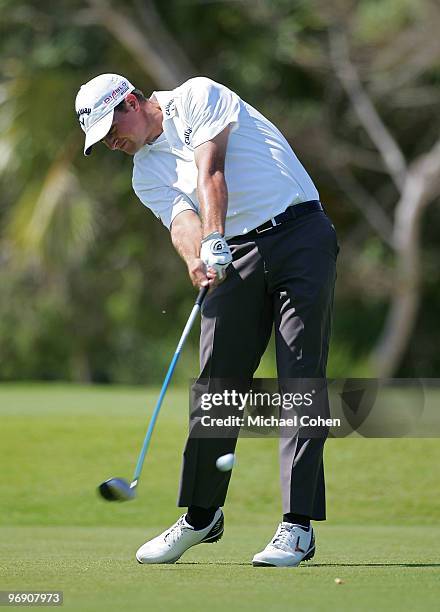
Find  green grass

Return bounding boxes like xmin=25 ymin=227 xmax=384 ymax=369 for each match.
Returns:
xmin=0 ymin=384 xmax=439 ymax=611
xmin=1 ymin=526 xmax=439 ymax=612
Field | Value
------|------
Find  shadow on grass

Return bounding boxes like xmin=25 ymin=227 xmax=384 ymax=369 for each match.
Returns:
xmin=309 ymin=563 xmax=440 ymax=568
xmin=175 ymin=562 xmax=250 ymax=566
xmin=175 ymin=562 xmax=440 ymax=567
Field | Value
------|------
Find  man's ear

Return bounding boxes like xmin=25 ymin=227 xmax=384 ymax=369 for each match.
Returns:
xmin=125 ymin=93 xmax=139 ymax=110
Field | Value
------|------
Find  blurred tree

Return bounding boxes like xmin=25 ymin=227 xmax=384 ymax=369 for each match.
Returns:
xmin=0 ymin=0 xmax=439 ymax=382
xmin=236 ymin=0 xmax=440 ymax=376
xmin=0 ymin=0 xmax=193 ymax=382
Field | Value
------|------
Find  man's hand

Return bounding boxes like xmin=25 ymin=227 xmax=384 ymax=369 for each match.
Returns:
xmin=187 ymin=257 xmax=212 ymax=288
xmin=200 ymin=231 xmax=233 ymax=282
xmin=171 ymin=211 xmax=230 ymax=290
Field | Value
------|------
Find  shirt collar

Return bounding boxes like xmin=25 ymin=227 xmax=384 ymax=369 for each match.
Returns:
xmin=134 ymin=131 xmax=167 ymax=161
xmin=133 ymin=90 xmax=177 ymax=161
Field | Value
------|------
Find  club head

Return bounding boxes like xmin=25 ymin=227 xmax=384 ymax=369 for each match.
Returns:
xmin=98 ymin=477 xmax=136 ymax=502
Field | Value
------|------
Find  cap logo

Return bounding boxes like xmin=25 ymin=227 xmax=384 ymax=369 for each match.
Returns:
xmin=76 ymin=107 xmax=91 ymax=118
xmin=76 ymin=107 xmax=91 ymax=128
xmin=103 ymin=81 xmax=130 ymax=105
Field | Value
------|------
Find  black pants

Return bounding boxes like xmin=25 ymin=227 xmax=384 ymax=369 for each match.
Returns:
xmin=178 ymin=210 xmax=338 ymax=520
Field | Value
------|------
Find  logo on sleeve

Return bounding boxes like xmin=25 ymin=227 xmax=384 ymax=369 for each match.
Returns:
xmin=184 ymin=127 xmax=192 ymax=145
xmin=165 ymin=98 xmax=175 ymax=116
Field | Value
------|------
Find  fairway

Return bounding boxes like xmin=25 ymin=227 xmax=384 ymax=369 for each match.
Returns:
xmin=0 ymin=384 xmax=439 ymax=611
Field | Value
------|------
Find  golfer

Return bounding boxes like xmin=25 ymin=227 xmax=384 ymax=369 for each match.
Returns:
xmin=75 ymin=73 xmax=338 ymax=567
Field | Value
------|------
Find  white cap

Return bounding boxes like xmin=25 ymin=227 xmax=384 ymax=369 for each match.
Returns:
xmin=75 ymin=73 xmax=135 ymax=156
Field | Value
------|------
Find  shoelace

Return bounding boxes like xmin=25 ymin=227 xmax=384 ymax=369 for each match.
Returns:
xmin=164 ymin=516 xmax=187 ymax=546
xmin=272 ymin=524 xmax=295 ymax=549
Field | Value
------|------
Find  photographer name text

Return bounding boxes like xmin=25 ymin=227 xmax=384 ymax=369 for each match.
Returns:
xmin=200 ymin=415 xmax=341 ymax=428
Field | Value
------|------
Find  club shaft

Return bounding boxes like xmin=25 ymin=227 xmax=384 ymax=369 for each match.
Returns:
xmin=132 ymin=287 xmax=208 ymax=484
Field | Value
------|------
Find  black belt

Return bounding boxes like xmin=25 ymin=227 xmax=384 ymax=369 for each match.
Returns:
xmin=249 ymin=200 xmax=323 ymax=236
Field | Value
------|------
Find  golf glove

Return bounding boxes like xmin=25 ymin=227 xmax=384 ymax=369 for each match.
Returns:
xmin=200 ymin=231 xmax=232 ymax=281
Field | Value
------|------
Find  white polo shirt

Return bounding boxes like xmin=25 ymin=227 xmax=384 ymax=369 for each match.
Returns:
xmin=132 ymin=77 xmax=319 ymax=239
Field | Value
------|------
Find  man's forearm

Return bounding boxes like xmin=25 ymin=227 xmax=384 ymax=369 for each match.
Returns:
xmin=171 ymin=210 xmax=213 ymax=288
xmin=171 ymin=210 xmax=203 ymax=268
xmin=194 ymin=126 xmax=230 ymax=238
xmin=197 ymin=171 xmax=228 ymax=237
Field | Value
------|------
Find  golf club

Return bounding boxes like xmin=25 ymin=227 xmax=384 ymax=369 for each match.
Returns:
xmin=98 ymin=285 xmax=208 ymax=502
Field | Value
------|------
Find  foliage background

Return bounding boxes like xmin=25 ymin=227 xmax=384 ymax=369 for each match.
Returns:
xmin=1 ymin=0 xmax=439 ymax=384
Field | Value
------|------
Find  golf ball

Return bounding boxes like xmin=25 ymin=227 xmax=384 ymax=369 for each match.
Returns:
xmin=216 ymin=453 xmax=236 ymax=472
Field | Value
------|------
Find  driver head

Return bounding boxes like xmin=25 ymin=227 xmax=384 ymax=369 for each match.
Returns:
xmin=98 ymin=478 xmax=136 ymax=502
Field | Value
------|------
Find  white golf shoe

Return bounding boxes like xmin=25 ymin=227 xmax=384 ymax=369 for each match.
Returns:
xmin=252 ymin=522 xmax=315 ymax=567
xmin=136 ymin=509 xmax=224 ymax=564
